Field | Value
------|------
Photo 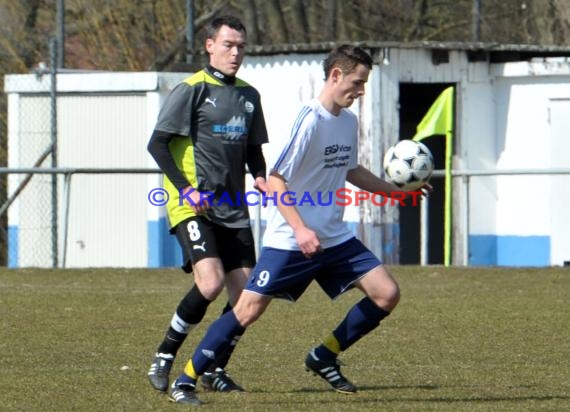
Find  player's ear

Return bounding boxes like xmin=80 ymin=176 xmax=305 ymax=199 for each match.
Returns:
xmin=330 ymin=67 xmax=343 ymax=83
xmin=205 ymin=38 xmax=215 ymax=54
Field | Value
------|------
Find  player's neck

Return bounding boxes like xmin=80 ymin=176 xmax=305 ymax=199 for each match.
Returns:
xmin=317 ymin=91 xmax=341 ymax=117
xmin=206 ymin=64 xmax=236 ymax=85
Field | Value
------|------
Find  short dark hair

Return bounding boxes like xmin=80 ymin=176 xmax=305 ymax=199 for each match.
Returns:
xmin=322 ymin=45 xmax=373 ymax=79
xmin=205 ymin=15 xmax=247 ymax=40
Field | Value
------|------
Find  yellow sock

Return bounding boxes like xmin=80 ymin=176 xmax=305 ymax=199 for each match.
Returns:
xmin=183 ymin=360 xmax=198 ymax=380
xmin=322 ymin=333 xmax=341 ymax=355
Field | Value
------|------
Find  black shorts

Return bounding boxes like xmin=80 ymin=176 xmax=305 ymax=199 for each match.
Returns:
xmin=174 ymin=216 xmax=256 ymax=274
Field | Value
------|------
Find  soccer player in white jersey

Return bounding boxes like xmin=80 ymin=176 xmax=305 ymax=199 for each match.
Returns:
xmin=167 ymin=45 xmax=430 ymax=405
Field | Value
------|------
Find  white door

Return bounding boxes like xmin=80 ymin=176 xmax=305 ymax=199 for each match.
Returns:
xmin=549 ymin=99 xmax=570 ymax=266
xmin=58 ymin=94 xmax=148 ymax=267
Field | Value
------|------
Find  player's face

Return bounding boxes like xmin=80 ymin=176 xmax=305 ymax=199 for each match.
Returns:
xmin=334 ymin=64 xmax=370 ymax=108
xmin=206 ymin=25 xmax=247 ymax=77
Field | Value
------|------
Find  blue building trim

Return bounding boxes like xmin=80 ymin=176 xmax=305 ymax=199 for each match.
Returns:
xmin=147 ymin=218 xmax=182 ymax=268
xmin=469 ymin=235 xmax=550 ymax=267
xmin=8 ymin=225 xmax=18 ymax=268
xmin=345 ymin=221 xmax=399 ymax=262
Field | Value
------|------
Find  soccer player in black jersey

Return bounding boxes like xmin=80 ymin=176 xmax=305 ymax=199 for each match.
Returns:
xmin=146 ymin=16 xmax=268 ymax=399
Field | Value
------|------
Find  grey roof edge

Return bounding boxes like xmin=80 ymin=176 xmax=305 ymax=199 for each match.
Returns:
xmin=245 ymin=40 xmax=570 ymax=55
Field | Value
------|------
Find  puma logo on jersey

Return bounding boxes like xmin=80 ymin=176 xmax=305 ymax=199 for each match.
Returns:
xmin=205 ymin=97 xmax=217 ymax=107
xmin=193 ymin=241 xmax=206 ymax=252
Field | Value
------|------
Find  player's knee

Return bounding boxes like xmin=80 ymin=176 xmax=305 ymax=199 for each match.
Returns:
xmin=199 ymin=284 xmax=225 ymax=300
xmin=371 ymin=280 xmax=400 ymax=311
xmin=194 ymin=277 xmax=225 ymax=300
xmin=233 ymin=298 xmax=267 ymax=327
xmin=238 ymin=310 xmax=262 ymax=327
xmin=193 ymin=258 xmax=226 ymax=300
xmin=388 ymin=282 xmax=401 ymax=308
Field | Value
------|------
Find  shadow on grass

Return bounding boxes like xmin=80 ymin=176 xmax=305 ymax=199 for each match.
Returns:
xmin=259 ymin=385 xmax=570 ymax=405
xmin=293 ymin=383 xmax=440 ymax=393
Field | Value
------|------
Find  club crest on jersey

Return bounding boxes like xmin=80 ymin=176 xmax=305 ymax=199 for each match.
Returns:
xmin=244 ymin=101 xmax=254 ymax=113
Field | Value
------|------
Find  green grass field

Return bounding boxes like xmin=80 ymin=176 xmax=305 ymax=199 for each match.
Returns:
xmin=1 ymin=266 xmax=569 ymax=411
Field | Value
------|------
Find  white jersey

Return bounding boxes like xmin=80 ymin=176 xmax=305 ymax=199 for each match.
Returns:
xmin=263 ymin=99 xmax=358 ymax=250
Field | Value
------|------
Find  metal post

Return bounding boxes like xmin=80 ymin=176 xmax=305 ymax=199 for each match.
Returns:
xmin=420 ymin=196 xmax=429 ymax=266
xmin=49 ymin=38 xmax=59 ymax=268
xmin=462 ymin=175 xmax=470 ymax=266
xmin=56 ymin=0 xmax=65 ymax=68
xmin=254 ymin=202 xmax=261 ymax=260
xmin=61 ymin=173 xmax=72 ymax=268
xmin=186 ymin=0 xmax=194 ymax=64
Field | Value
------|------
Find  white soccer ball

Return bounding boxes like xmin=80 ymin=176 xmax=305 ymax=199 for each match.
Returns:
xmin=383 ymin=140 xmax=434 ymax=191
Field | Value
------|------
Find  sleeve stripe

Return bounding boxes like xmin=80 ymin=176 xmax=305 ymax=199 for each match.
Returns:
xmin=273 ymin=105 xmax=312 ymax=170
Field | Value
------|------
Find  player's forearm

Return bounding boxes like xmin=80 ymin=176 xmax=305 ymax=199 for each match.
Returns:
xmin=268 ymin=173 xmax=307 ymax=232
xmin=147 ymin=130 xmax=192 ymax=190
xmin=347 ymin=165 xmax=402 ymax=196
xmin=246 ymin=144 xmax=267 ymax=179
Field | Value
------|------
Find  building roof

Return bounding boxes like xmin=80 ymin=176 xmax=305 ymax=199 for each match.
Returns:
xmin=246 ymin=40 xmax=570 ymax=62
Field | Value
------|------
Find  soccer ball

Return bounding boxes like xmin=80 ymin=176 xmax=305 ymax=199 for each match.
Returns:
xmin=383 ymin=140 xmax=434 ymax=191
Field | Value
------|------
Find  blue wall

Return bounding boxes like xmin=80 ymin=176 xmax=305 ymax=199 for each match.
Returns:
xmin=8 ymin=225 xmax=18 ymax=267
xmin=9 ymin=222 xmax=553 ymax=268
xmin=147 ymin=217 xmax=182 ymax=268
xmin=469 ymin=235 xmax=550 ymax=266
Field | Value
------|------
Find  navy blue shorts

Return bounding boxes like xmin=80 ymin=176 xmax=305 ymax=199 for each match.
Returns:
xmin=245 ymin=237 xmax=382 ymax=301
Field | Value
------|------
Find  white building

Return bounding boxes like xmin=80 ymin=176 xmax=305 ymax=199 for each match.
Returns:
xmin=4 ymin=42 xmax=570 ymax=267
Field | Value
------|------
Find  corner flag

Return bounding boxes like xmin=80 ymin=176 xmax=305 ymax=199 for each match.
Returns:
xmin=413 ymin=87 xmax=454 ymax=266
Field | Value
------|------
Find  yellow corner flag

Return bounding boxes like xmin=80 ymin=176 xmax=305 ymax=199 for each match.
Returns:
xmin=413 ymin=87 xmax=454 ymax=141
xmin=413 ymin=87 xmax=454 ymax=266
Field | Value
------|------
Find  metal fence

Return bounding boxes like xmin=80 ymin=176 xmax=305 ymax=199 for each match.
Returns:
xmin=1 ymin=167 xmax=569 ymax=268
xmin=0 ymin=167 xmax=265 ymax=268
xmin=420 ymin=168 xmax=570 ymax=267
xmin=2 ymin=38 xmax=58 ymax=267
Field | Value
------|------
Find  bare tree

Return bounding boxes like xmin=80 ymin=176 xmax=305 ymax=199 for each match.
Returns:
xmin=325 ymin=0 xmax=338 ymax=41
xmin=259 ymin=0 xmax=289 ymax=43
xmin=242 ymin=0 xmax=261 ymax=44
xmin=287 ymin=0 xmax=310 ymax=43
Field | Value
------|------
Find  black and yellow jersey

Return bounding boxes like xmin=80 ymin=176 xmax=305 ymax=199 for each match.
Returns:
xmin=152 ymin=66 xmax=268 ymax=229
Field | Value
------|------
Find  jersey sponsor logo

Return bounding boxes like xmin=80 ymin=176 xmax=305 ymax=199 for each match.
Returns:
xmin=212 ymin=115 xmax=248 ymax=141
xmin=323 ymin=144 xmax=352 ymax=168
xmin=192 ymin=241 xmax=206 ymax=252
xmin=324 ymin=144 xmax=351 ymax=155
xmin=205 ymin=97 xmax=217 ymax=107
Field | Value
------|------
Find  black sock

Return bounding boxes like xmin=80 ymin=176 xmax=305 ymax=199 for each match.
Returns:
xmin=156 ymin=285 xmax=212 ymax=356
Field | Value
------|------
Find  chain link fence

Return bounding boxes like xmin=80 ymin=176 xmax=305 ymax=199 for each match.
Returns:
xmin=5 ymin=94 xmax=55 ymax=267
xmin=2 ymin=39 xmax=58 ymax=267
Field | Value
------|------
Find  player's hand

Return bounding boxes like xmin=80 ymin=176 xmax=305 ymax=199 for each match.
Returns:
xmin=253 ymin=177 xmax=269 ymax=207
xmin=181 ymin=187 xmax=211 ymax=214
xmin=295 ymin=226 xmax=323 ymax=258
xmin=418 ymin=183 xmax=433 ymax=197
xmin=403 ymin=183 xmax=433 ymax=200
